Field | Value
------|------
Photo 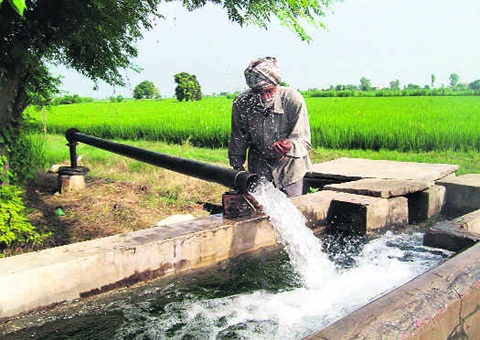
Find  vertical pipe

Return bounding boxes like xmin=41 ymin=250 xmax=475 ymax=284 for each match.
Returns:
xmin=68 ymin=141 xmax=78 ymax=169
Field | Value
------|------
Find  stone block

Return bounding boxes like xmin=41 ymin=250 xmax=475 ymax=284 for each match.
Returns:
xmin=437 ymin=174 xmax=480 ymax=217
xmin=454 ymin=209 xmax=480 ymax=234
xmin=309 ymin=157 xmax=458 ymax=182
xmin=58 ymin=174 xmax=86 ymax=193
xmin=291 ymin=190 xmax=336 ymax=229
xmin=387 ymin=196 xmax=409 ymax=228
xmin=423 ymin=220 xmax=480 ymax=252
xmin=324 ymin=178 xmax=434 ymax=198
xmin=325 ymin=191 xmax=408 ymax=234
xmin=407 ymin=185 xmax=446 ymax=224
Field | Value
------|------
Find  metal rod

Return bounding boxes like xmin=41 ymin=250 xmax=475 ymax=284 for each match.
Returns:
xmin=65 ymin=128 xmax=258 ymax=193
xmin=68 ymin=141 xmax=78 ymax=168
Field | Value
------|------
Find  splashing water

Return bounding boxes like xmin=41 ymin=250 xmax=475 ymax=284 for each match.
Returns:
xmin=250 ymin=180 xmax=336 ymax=289
xmin=2 ymin=182 xmax=453 ymax=340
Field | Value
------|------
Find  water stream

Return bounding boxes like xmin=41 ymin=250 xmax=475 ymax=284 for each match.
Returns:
xmin=2 ymin=182 xmax=453 ymax=339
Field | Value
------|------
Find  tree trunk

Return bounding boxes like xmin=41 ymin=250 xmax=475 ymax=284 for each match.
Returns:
xmin=0 ymin=62 xmax=26 ymax=185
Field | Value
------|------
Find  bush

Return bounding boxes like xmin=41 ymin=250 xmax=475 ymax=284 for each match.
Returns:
xmin=0 ymin=185 xmax=51 ymax=256
xmin=52 ymin=94 xmax=94 ymax=105
xmin=109 ymin=95 xmax=124 ymax=102
xmin=9 ymin=115 xmax=46 ymax=185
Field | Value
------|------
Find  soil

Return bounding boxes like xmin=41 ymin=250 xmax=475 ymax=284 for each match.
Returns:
xmin=23 ymin=173 xmax=222 ymax=252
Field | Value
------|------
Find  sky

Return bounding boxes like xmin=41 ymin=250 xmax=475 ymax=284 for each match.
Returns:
xmin=52 ymin=0 xmax=480 ymax=99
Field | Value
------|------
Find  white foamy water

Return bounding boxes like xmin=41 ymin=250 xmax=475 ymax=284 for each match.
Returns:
xmin=113 ymin=181 xmax=452 ymax=339
xmin=117 ymin=233 xmax=450 ymax=340
xmin=250 ymin=180 xmax=336 ymax=289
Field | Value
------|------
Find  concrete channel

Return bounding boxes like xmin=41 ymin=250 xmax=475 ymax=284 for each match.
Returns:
xmin=1 ymin=158 xmax=479 ymax=339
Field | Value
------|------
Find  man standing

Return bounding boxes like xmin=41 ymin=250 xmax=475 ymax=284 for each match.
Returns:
xmin=228 ymin=57 xmax=312 ymax=197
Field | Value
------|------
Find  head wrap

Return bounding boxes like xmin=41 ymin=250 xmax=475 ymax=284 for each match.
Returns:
xmin=244 ymin=57 xmax=282 ymax=91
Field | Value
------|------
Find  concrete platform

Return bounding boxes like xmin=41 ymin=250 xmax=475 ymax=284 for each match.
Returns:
xmin=293 ymin=190 xmax=409 ymax=233
xmin=304 ymin=158 xmax=462 ymax=227
xmin=324 ymin=178 xmax=434 ymax=198
xmin=424 ymin=209 xmax=480 ymax=252
xmin=407 ymin=185 xmax=446 ymax=223
xmin=307 ymin=157 xmax=458 ymax=182
xmin=437 ymin=174 xmax=480 ymax=217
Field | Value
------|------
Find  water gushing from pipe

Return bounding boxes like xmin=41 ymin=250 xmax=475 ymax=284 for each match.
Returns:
xmin=250 ymin=179 xmax=336 ymax=289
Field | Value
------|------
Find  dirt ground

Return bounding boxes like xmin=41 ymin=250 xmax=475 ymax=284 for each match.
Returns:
xmin=23 ymin=172 xmax=223 ymax=252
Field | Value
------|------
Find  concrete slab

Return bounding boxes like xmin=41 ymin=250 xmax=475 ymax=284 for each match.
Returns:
xmin=423 ymin=209 xmax=480 ymax=251
xmin=291 ymin=190 xmax=336 ymax=229
xmin=324 ymin=178 xmax=434 ymax=198
xmin=438 ymin=174 xmax=480 ymax=217
xmin=324 ymin=191 xmax=409 ymax=233
xmin=407 ymin=185 xmax=446 ymax=224
xmin=455 ymin=209 xmax=480 ymax=234
xmin=307 ymin=157 xmax=459 ymax=182
xmin=439 ymin=174 xmax=480 ymax=186
xmin=423 ymin=221 xmax=479 ymax=252
xmin=293 ymin=190 xmax=409 ymax=233
xmin=155 ymin=214 xmax=195 ymax=227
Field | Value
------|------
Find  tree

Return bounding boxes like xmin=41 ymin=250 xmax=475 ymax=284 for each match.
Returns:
xmin=0 ymin=0 xmax=336 ymax=182
xmin=174 ymin=72 xmax=202 ymax=102
xmin=469 ymin=79 xmax=480 ymax=91
xmin=133 ymin=80 xmax=160 ymax=99
xmin=449 ymin=73 xmax=459 ymax=89
xmin=405 ymin=83 xmax=421 ymax=90
xmin=389 ymin=79 xmax=400 ymax=91
xmin=455 ymin=83 xmax=467 ymax=91
xmin=359 ymin=77 xmax=371 ymax=91
xmin=431 ymin=74 xmax=436 ymax=89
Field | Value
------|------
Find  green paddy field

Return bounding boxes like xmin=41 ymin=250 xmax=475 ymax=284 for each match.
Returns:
xmin=30 ymin=95 xmax=480 ymax=174
xmin=34 ymin=96 xmax=480 ymax=152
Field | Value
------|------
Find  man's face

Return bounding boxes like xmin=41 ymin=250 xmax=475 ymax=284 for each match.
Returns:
xmin=254 ymin=84 xmax=276 ymax=94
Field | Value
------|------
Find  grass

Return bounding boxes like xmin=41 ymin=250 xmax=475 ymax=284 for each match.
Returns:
xmin=308 ymin=96 xmax=480 ymax=151
xmin=29 ymin=96 xmax=480 ymax=152
xmin=44 ymin=133 xmax=480 ymax=178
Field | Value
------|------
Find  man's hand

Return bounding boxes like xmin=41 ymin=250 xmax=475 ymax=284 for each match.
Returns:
xmin=272 ymin=139 xmax=292 ymax=156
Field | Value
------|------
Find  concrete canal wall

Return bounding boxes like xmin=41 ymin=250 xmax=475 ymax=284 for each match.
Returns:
xmin=1 ymin=158 xmax=479 ymax=339
xmin=307 ymin=241 xmax=480 ymax=340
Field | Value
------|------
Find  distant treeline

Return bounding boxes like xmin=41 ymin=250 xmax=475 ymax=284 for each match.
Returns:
xmin=54 ymin=77 xmax=480 ymax=103
xmin=53 ymin=94 xmax=95 ymax=105
xmin=301 ymin=87 xmax=480 ymax=98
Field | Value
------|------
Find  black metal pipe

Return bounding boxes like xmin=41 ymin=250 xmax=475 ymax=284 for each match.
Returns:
xmin=67 ymin=140 xmax=78 ymax=168
xmin=65 ymin=128 xmax=259 ymax=193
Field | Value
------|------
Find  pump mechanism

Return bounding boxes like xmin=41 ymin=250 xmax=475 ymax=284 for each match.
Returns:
xmin=63 ymin=128 xmax=262 ymax=217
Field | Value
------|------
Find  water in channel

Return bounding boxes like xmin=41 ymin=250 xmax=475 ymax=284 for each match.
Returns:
xmin=2 ymin=181 xmax=453 ymax=339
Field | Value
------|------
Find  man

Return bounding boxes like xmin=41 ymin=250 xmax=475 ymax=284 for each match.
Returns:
xmin=228 ymin=57 xmax=312 ymax=197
